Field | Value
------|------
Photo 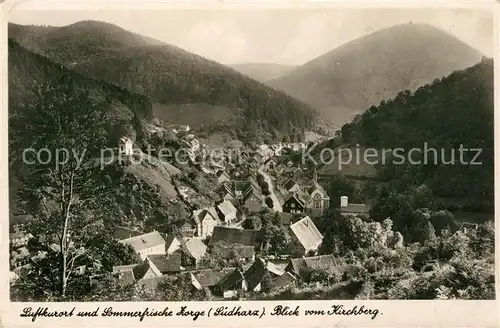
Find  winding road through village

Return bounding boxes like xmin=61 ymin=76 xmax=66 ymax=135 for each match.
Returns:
xmin=258 ymin=165 xmax=283 ymax=212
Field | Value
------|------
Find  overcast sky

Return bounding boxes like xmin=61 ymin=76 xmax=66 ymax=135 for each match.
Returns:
xmin=7 ymin=6 xmax=494 ymax=66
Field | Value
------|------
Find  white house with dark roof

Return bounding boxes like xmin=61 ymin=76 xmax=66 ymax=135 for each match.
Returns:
xmin=119 ymin=136 xmax=134 ymax=156
xmin=288 ymin=216 xmax=323 ymax=256
xmin=191 ymin=208 xmax=219 ymax=238
xmin=118 ymin=231 xmax=166 ymax=261
xmin=339 ymin=196 xmax=371 ymax=217
xmin=216 ymin=200 xmax=238 ymax=224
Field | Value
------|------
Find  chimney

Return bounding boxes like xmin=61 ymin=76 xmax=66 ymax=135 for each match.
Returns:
xmin=340 ymin=196 xmax=348 ymax=207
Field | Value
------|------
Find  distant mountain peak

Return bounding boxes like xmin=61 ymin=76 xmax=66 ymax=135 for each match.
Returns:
xmin=268 ymin=23 xmax=484 ymax=127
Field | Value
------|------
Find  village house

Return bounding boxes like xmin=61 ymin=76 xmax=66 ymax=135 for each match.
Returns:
xmin=112 ymin=262 xmax=161 ymax=286
xmin=146 ymin=253 xmax=183 ymax=274
xmin=279 ymin=178 xmax=302 ymax=195
xmin=302 ymin=169 xmax=330 ymax=217
xmin=210 ymin=226 xmax=263 ymax=249
xmin=216 ymin=170 xmax=231 ymax=185
xmin=339 ymin=196 xmax=371 ymax=217
xmin=216 ymin=200 xmax=238 ymax=225
xmin=212 ymin=243 xmax=256 ymax=262
xmin=190 ymin=269 xmax=235 ymax=293
xmin=191 ymin=207 xmax=220 ymax=238
xmin=269 ymin=271 xmax=296 ymax=290
xmin=165 ymin=234 xmax=182 ymax=254
xmin=217 ymin=179 xmax=263 ymax=213
xmin=283 ymin=193 xmax=308 ymax=214
xmin=241 ymin=187 xmax=264 ymax=213
xmin=112 ymin=265 xmax=136 ymax=286
xmin=119 ymin=136 xmax=134 ymax=156
xmin=285 ymin=254 xmax=340 ymax=279
xmin=263 ymin=157 xmax=277 ymax=172
xmin=288 ymin=216 xmax=323 ymax=256
xmin=118 ymin=231 xmax=166 ymax=261
xmin=281 ymin=170 xmax=330 ymax=217
xmin=213 ymin=268 xmax=248 ymax=298
xmin=243 ymin=258 xmax=285 ymax=293
xmin=9 ymin=270 xmax=21 ymax=284
xmin=181 ymin=237 xmax=208 ymax=267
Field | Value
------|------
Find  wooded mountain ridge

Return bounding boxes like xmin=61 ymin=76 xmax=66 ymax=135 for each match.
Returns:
xmin=9 ymin=21 xmax=318 ymax=140
xmin=267 ymin=23 xmax=485 ymax=127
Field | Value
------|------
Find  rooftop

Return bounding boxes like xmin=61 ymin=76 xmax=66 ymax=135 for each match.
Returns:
xmin=289 ymin=216 xmax=323 ymax=251
xmin=146 ymin=253 xmax=182 ymax=273
xmin=118 ymin=231 xmax=166 ymax=252
xmin=211 ymin=226 xmax=262 ymax=247
xmin=340 ymin=203 xmax=371 ymax=214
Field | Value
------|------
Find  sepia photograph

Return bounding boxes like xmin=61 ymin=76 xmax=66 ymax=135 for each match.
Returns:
xmin=5 ymin=4 xmax=496 ymax=305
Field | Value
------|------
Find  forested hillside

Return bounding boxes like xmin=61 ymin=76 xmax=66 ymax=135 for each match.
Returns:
xmin=9 ymin=21 xmax=318 ymax=140
xmin=8 ymin=38 xmax=152 ymax=141
xmin=342 ymin=58 xmax=494 ymax=210
xmin=8 ymin=38 xmax=153 ymax=214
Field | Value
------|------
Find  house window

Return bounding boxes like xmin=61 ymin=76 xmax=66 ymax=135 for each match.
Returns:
xmin=314 ymin=201 xmax=321 ymax=208
xmin=291 ymin=203 xmax=295 ymax=208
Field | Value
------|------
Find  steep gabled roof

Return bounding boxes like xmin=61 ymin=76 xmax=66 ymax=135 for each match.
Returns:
xmin=165 ymin=234 xmax=180 ymax=250
xmin=217 ymin=182 xmax=235 ymax=198
xmin=183 ymin=238 xmax=207 ymax=261
xmin=146 ymin=253 xmax=182 ymax=273
xmin=285 ymin=193 xmax=307 ymax=208
xmin=193 ymin=269 xmax=231 ymax=287
xmin=243 ymin=258 xmax=268 ymax=291
xmin=118 ymin=231 xmax=166 ymax=252
xmin=303 ymin=254 xmax=340 ymax=269
xmin=217 ymin=268 xmax=245 ymax=290
xmin=289 ymin=216 xmax=323 ymax=251
xmin=340 ymin=203 xmax=371 ymax=214
xmin=207 ymin=206 xmax=219 ymax=220
xmin=270 ymin=271 xmax=296 ymax=290
xmin=308 ymin=180 xmax=329 ymax=199
xmin=243 ymin=183 xmax=263 ymax=202
xmin=192 ymin=209 xmax=217 ymax=225
xmin=286 ymin=254 xmax=339 ymax=275
xmin=214 ymin=244 xmax=255 ymax=259
xmin=282 ymin=178 xmax=298 ymax=191
xmin=132 ymin=262 xmax=157 ymax=280
xmin=211 ymin=226 xmax=262 ymax=247
xmin=266 ymin=261 xmax=285 ymax=276
xmin=114 ymin=269 xmax=135 ymax=286
xmin=217 ymin=200 xmax=238 ymax=217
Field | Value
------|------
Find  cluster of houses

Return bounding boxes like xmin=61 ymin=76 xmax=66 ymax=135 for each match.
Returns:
xmin=9 ymin=124 xmax=372 ymax=298
xmin=177 ymin=200 xmax=239 ymax=238
xmin=278 ymin=169 xmax=331 ymax=217
xmin=108 ymin=213 xmax=333 ymax=298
